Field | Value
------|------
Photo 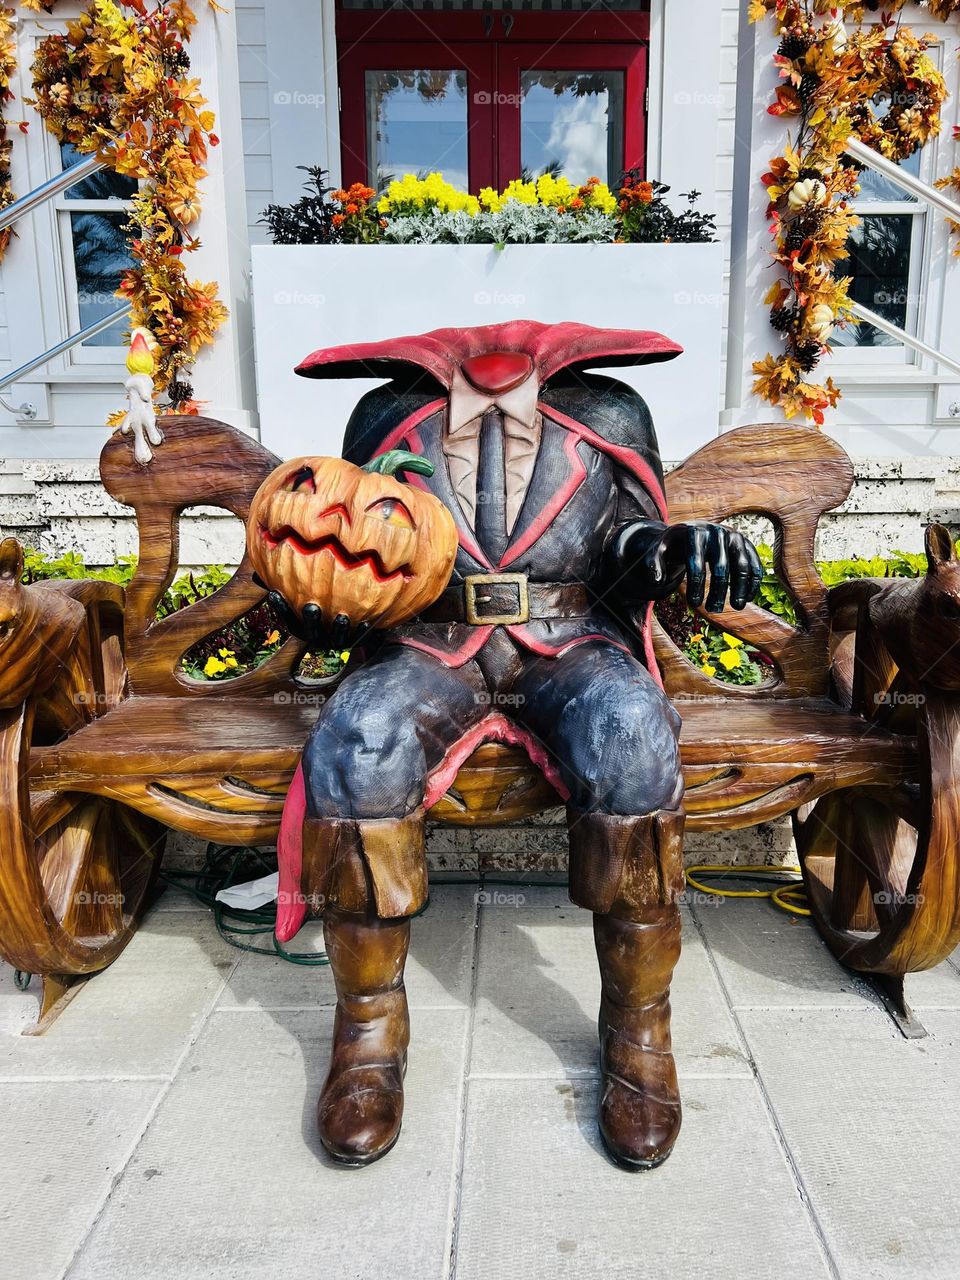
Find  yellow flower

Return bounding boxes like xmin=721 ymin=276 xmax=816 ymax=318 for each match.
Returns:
xmin=339 ymin=650 xmax=351 ymax=663
xmin=265 ymin=629 xmax=281 ymax=645
xmin=690 ymin=633 xmax=704 ymax=643
xmin=721 ymin=633 xmax=744 ymax=649
xmin=203 ymin=655 xmax=227 ymax=677
xmin=718 ymin=648 xmax=742 ymax=671
xmin=218 ymin=647 xmax=234 ymax=658
xmin=701 ymin=664 xmax=717 ymax=678
xmin=224 ymin=656 xmax=238 ymax=669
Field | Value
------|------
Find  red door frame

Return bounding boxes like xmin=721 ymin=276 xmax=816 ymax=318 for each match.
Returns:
xmin=336 ymin=6 xmax=650 ymax=189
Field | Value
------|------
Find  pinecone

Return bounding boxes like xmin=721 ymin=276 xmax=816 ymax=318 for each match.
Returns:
xmin=166 ymin=379 xmax=194 ymax=408
xmin=798 ymin=73 xmax=820 ymax=107
xmin=164 ymin=47 xmax=191 ymax=77
xmin=777 ymin=32 xmax=811 ymax=61
xmin=792 ymin=339 xmax=822 ymax=373
xmin=770 ymin=306 xmax=795 ymax=334
xmin=797 ymin=167 xmax=823 ymax=182
xmin=784 ymin=226 xmax=807 ymax=253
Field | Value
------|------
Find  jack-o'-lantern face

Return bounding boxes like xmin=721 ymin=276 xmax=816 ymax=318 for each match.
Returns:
xmin=247 ymin=452 xmax=457 ymax=631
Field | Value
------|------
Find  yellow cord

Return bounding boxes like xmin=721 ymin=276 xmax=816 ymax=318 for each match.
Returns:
xmin=685 ymin=864 xmax=811 ymax=917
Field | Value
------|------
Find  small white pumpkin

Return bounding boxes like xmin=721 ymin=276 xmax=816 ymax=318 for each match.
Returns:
xmin=808 ymin=303 xmax=835 ymax=345
xmin=787 ymin=178 xmax=827 ymax=211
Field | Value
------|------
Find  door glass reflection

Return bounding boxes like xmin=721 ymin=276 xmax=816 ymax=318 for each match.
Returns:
xmin=365 ymin=69 xmax=469 ymax=190
xmin=520 ymin=70 xmax=624 ymax=184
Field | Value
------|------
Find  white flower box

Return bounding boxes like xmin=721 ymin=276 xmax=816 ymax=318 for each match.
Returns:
xmin=251 ymin=242 xmax=723 ymax=460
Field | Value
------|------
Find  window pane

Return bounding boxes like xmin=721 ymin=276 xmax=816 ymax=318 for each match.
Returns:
xmin=831 ymin=214 xmax=914 ymax=349
xmin=847 ymin=95 xmax=921 ymax=203
xmin=69 ymin=212 xmax=134 ymax=347
xmin=365 ymin=70 xmax=469 ymax=191
xmin=61 ymin=142 xmax=137 ymax=201
xmin=520 ymin=70 xmax=624 ymax=185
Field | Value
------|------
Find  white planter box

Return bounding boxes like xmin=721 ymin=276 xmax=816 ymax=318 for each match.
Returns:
xmin=251 ymin=242 xmax=723 ymax=461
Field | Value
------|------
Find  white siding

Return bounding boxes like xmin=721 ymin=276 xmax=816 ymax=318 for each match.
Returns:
xmin=715 ymin=1 xmax=741 ymax=396
xmin=237 ymin=2 xmax=272 ymax=245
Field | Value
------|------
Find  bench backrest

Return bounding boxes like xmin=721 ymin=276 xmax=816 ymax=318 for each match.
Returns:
xmin=100 ymin=417 xmax=853 ymax=701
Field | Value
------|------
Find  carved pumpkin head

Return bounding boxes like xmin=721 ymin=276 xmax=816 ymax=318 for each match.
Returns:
xmin=247 ymin=451 xmax=457 ymax=631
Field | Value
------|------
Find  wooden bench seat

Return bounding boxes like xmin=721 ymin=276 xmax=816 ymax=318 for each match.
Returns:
xmin=29 ymin=693 xmax=916 ymax=844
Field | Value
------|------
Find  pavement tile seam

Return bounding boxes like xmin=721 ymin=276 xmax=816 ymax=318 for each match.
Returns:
xmin=0 ymin=1074 xmax=173 ymax=1085
xmin=687 ymin=902 xmax=843 ymax=1280
xmin=60 ymin=953 xmax=241 ymax=1280
xmin=445 ymin=895 xmax=483 ymax=1280
xmin=436 ymin=892 xmax=482 ymax=1280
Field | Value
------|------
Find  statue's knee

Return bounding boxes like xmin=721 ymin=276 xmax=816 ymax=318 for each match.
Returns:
xmin=302 ymin=709 xmax=426 ymax=819
xmin=568 ymin=692 xmax=683 ymax=816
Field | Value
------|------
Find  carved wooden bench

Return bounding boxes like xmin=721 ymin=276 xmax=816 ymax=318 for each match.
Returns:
xmin=2 ymin=416 xmax=954 ymax=1027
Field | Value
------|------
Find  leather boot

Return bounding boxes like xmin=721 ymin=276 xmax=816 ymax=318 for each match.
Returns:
xmin=594 ymin=906 xmax=682 ymax=1169
xmin=317 ymin=907 xmax=411 ymax=1165
xmin=567 ymin=806 xmax=685 ymax=1170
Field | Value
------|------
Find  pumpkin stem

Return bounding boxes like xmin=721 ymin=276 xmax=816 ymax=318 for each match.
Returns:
xmin=362 ymin=450 xmax=435 ymax=482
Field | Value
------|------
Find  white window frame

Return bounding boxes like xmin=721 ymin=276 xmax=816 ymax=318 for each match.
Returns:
xmin=829 ymin=39 xmax=944 ymax=369
xmin=51 ymin=142 xmax=136 ymax=368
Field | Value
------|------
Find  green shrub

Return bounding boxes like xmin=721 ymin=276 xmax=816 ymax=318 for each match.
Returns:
xmin=21 ymin=542 xmax=937 ymax=684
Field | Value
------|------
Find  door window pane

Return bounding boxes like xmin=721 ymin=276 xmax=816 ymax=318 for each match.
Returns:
xmin=365 ymin=69 xmax=469 ymax=190
xmin=831 ymin=214 xmax=914 ymax=349
xmin=519 ymin=70 xmax=624 ymax=184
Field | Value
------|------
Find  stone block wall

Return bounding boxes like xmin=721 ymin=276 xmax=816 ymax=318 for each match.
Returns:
xmin=3 ymin=454 xmax=957 ymax=568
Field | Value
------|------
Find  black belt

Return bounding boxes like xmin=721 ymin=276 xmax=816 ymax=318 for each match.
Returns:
xmin=421 ymin=573 xmax=592 ymax=626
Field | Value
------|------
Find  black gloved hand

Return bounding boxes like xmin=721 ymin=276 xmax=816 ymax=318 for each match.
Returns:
xmin=252 ymin=573 xmax=366 ymax=653
xmin=611 ymin=520 xmax=763 ymax=612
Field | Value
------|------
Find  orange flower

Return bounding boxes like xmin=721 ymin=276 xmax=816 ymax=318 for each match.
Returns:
xmin=637 ymin=182 xmax=654 ymax=203
xmin=331 ymin=213 xmax=345 ymax=227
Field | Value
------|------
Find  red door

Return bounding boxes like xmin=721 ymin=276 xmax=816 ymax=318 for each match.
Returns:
xmin=336 ymin=3 xmax=649 ymax=192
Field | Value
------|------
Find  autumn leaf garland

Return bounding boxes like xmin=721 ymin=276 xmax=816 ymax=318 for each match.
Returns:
xmin=752 ymin=0 xmax=955 ymax=424
xmin=2 ymin=0 xmax=225 ymax=412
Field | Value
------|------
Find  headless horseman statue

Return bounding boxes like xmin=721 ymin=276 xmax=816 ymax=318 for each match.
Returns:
xmin=271 ymin=321 xmax=762 ymax=1170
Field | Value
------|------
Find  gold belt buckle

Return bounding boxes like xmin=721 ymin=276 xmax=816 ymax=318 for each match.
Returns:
xmin=463 ymin=573 xmax=530 ymax=626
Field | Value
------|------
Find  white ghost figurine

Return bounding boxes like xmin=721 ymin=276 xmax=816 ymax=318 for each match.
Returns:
xmin=121 ymin=329 xmax=164 ymax=465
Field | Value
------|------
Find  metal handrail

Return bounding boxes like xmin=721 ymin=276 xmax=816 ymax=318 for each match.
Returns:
xmin=845 ymin=137 xmax=960 ymax=223
xmin=0 ymin=153 xmax=108 ymax=234
xmin=0 ymin=305 xmax=129 ymax=421
xmin=848 ymin=302 xmax=960 ymax=378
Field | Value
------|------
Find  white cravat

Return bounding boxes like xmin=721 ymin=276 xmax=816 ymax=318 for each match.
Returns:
xmin=442 ymin=367 xmax=542 ymax=531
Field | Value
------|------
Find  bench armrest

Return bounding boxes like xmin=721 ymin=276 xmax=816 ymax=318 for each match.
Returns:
xmin=100 ymin=416 xmax=303 ymax=696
